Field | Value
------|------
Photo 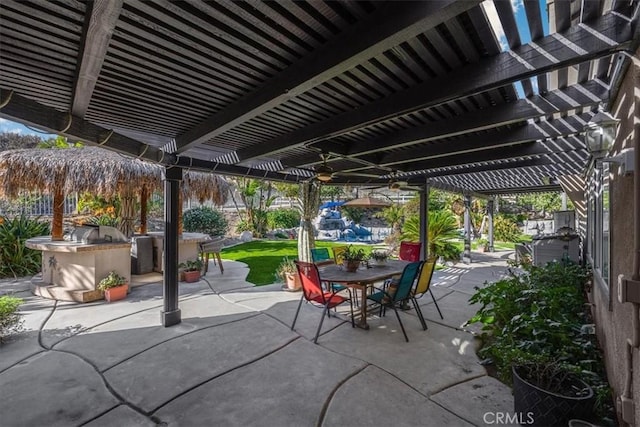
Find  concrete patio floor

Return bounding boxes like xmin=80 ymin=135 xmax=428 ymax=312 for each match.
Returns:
xmin=0 ymin=251 xmax=516 ymax=426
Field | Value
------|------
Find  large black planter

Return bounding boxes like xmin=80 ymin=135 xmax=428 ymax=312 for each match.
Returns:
xmin=512 ymin=366 xmax=595 ymax=426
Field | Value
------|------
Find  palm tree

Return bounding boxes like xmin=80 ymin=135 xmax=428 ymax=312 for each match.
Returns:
xmin=401 ymin=210 xmax=459 ymax=256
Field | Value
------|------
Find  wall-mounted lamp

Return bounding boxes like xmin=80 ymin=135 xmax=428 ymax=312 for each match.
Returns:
xmin=583 ymin=111 xmax=620 ymax=158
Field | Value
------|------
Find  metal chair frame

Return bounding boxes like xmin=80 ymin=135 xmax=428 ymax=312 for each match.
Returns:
xmin=291 ymin=261 xmax=355 ymax=343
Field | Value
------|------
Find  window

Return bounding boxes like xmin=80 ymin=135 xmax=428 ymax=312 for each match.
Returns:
xmin=600 ymin=163 xmax=610 ymax=285
xmin=587 ymin=163 xmax=610 ymax=287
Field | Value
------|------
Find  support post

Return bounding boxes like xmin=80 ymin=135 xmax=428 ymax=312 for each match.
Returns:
xmin=161 ymin=167 xmax=182 ymax=327
xmin=463 ymin=194 xmax=472 ymax=264
xmin=561 ymin=192 xmax=567 ymax=210
xmin=419 ymin=180 xmax=430 ymax=260
xmin=488 ymin=197 xmax=495 ymax=253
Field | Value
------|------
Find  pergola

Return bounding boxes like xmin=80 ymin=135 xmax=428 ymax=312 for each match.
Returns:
xmin=1 ymin=0 xmax=638 ymax=325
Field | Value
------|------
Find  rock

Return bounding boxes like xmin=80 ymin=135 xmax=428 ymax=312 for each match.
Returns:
xmin=239 ymin=231 xmax=253 ymax=242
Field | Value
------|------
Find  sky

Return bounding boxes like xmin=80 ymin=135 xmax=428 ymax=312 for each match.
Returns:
xmin=0 ymin=117 xmax=55 ymax=138
xmin=1 ymin=0 xmax=549 ymax=135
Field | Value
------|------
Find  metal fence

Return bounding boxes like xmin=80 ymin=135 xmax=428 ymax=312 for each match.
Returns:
xmin=0 ymin=191 xmax=78 ymax=216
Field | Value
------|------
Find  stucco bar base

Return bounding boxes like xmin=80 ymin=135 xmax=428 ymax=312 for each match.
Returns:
xmin=26 ymin=237 xmax=132 ymax=303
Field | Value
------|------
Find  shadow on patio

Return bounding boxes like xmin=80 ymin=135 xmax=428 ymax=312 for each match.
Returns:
xmin=0 ymin=252 xmax=514 ymax=426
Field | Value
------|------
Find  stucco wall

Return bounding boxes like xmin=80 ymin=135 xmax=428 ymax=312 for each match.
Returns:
xmin=590 ymin=50 xmax=639 ymax=425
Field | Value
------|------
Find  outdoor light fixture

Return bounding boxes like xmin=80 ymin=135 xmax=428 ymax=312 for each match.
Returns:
xmin=584 ymin=110 xmax=619 ymax=158
xmin=316 ymin=170 xmax=333 ymax=182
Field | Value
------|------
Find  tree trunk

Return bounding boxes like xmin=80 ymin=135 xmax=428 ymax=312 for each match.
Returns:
xmin=140 ymin=185 xmax=148 ymax=235
xmin=118 ymin=186 xmax=136 ymax=238
xmin=297 ymin=182 xmax=320 ymax=262
xmin=51 ymin=186 xmax=64 ymax=241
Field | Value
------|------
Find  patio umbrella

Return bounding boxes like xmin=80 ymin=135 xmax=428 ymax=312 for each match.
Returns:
xmin=342 ymin=196 xmax=391 ymax=208
xmin=0 ymin=147 xmax=230 ymax=239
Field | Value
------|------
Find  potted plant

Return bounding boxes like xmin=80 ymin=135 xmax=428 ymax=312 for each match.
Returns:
xmin=512 ymin=357 xmax=595 ymax=426
xmin=275 ymin=257 xmax=300 ymax=291
xmin=476 ymin=238 xmax=489 ymax=252
xmin=370 ymin=249 xmax=389 ymax=267
xmin=343 ymin=245 xmax=368 ymax=272
xmin=98 ymin=271 xmax=128 ymax=302
xmin=179 ymin=259 xmax=204 ymax=283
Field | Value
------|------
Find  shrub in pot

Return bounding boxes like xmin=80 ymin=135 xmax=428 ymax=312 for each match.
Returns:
xmin=342 ymin=245 xmax=367 ymax=272
xmin=179 ymin=259 xmax=204 ymax=283
xmin=98 ymin=271 xmax=128 ymax=302
xmin=467 ymin=261 xmax=614 ymax=424
xmin=275 ymin=257 xmax=300 ymax=291
xmin=512 ymin=357 xmax=595 ymax=426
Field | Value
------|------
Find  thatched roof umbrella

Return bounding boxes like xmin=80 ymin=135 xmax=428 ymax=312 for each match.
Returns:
xmin=0 ymin=147 xmax=230 ymax=239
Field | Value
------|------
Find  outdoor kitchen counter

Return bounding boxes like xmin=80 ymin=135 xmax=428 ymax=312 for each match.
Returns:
xmin=26 ymin=236 xmax=132 ymax=303
xmin=26 ymin=236 xmax=131 ymax=252
xmin=146 ymin=232 xmax=210 ymax=272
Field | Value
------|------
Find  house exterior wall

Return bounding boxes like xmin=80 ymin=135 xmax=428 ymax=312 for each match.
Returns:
xmin=588 ymin=49 xmax=639 ymax=425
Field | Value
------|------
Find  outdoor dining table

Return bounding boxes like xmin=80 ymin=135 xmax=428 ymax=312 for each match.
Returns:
xmin=317 ymin=259 xmax=409 ymax=330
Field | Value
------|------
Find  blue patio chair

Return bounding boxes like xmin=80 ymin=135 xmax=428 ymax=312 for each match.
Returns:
xmin=367 ymin=261 xmax=422 ymax=342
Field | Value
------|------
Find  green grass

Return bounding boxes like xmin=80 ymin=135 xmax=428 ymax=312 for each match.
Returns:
xmin=220 ymin=240 xmax=373 ymax=286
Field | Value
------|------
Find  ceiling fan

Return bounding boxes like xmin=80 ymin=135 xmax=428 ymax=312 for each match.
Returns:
xmin=364 ymin=171 xmax=423 ymax=192
xmin=311 ymin=153 xmax=383 ymax=183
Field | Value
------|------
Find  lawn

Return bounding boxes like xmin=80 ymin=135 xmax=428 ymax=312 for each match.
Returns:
xmin=220 ymin=240 xmax=374 ymax=285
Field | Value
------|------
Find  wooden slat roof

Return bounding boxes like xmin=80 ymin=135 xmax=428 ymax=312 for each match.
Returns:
xmin=1 ymin=0 xmax=638 ymax=195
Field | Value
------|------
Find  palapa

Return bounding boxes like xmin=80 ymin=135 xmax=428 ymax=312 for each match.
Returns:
xmin=0 ymin=147 xmax=230 ymax=239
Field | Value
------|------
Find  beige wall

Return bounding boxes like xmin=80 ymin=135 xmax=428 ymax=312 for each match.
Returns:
xmin=589 ymin=49 xmax=639 ymax=425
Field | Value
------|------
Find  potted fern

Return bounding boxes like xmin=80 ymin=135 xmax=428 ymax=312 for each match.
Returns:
xmin=98 ymin=271 xmax=128 ymax=302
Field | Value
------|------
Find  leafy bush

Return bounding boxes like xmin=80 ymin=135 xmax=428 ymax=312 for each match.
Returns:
xmin=267 ymin=208 xmax=300 ymax=230
xmin=235 ymin=219 xmax=252 ymax=234
xmin=0 ymin=296 xmax=24 ymax=343
xmin=402 ymin=211 xmax=460 ymax=259
xmin=493 ymin=214 xmax=521 ymax=242
xmin=87 ymin=214 xmax=119 ymax=227
xmin=183 ymin=207 xmax=228 ymax=237
xmin=0 ymin=215 xmax=50 ymax=278
xmin=468 ymin=261 xmax=612 ymax=419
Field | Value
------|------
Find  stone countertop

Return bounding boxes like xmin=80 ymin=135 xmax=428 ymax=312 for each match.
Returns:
xmin=25 ymin=236 xmax=131 ymax=253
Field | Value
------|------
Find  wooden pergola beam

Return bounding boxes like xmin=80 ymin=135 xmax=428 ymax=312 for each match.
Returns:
xmin=173 ymin=0 xmax=480 ymax=153
xmin=282 ymin=81 xmax=604 ymax=170
xmin=71 ymin=0 xmax=123 ymax=117
xmin=0 ymin=90 xmax=303 ymax=183
xmin=233 ymin=12 xmax=631 ymax=163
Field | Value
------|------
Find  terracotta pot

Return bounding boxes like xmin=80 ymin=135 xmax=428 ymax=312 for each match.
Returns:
xmin=104 ymin=284 xmax=128 ymax=302
xmin=183 ymin=270 xmax=201 ymax=283
xmin=345 ymin=260 xmax=360 ymax=272
xmin=285 ymin=272 xmax=301 ymax=291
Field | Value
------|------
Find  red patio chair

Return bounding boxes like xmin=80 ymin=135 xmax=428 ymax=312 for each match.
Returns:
xmin=291 ymin=261 xmax=355 ymax=343
xmin=399 ymin=241 xmax=421 ymax=262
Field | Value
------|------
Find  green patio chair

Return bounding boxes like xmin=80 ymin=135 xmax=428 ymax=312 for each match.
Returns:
xmin=367 ymin=261 xmax=422 ymax=342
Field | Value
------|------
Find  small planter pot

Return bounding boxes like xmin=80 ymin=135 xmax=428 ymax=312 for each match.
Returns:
xmin=512 ymin=365 xmax=595 ymax=426
xmin=284 ymin=272 xmax=301 ymax=291
xmin=183 ymin=270 xmax=201 ymax=283
xmin=371 ymin=259 xmax=387 ymax=267
xmin=344 ymin=260 xmax=361 ymax=272
xmin=104 ymin=284 xmax=128 ymax=302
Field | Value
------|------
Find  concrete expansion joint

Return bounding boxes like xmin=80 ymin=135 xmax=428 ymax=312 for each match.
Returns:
xmin=427 ymin=373 xmax=491 ymax=425
xmin=317 ymin=363 xmax=370 ymax=427
xmin=149 ymin=335 xmax=302 ymax=416
xmin=49 ymin=348 xmax=154 ymax=424
xmin=102 ymin=312 xmax=264 ymax=374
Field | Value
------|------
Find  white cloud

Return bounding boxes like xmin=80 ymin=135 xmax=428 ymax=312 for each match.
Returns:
xmin=0 ymin=118 xmax=7 ymax=123
xmin=482 ymin=1 xmax=509 ymax=52
xmin=511 ymin=0 xmax=524 ymax=12
xmin=7 ymin=128 xmax=22 ymax=134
